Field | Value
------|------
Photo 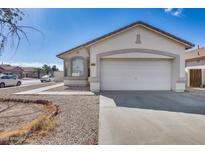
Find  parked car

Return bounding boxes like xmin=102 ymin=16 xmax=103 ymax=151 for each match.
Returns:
xmin=40 ymin=75 xmax=53 ymax=82
xmin=0 ymin=75 xmax=22 ymax=88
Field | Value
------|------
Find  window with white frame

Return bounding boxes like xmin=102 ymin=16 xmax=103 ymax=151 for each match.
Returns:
xmin=71 ymin=57 xmax=84 ymax=77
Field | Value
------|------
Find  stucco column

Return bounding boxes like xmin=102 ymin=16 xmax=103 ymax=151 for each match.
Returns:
xmin=202 ymin=69 xmax=205 ymax=86
xmin=89 ymin=53 xmax=100 ymax=92
xmin=63 ymin=60 xmax=68 ymax=77
xmin=174 ymin=56 xmax=186 ymax=92
xmin=185 ymin=68 xmax=190 ymax=87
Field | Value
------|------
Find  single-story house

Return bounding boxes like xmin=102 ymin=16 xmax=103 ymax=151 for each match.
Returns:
xmin=57 ymin=21 xmax=194 ymax=92
xmin=185 ymin=47 xmax=205 ymax=87
xmin=0 ymin=64 xmax=40 ymax=78
xmin=21 ymin=67 xmax=39 ymax=78
xmin=0 ymin=64 xmax=24 ymax=78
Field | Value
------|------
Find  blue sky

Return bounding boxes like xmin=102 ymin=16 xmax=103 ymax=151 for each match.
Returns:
xmin=1 ymin=8 xmax=205 ymax=70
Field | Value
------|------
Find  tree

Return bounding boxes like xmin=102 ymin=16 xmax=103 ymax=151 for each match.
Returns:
xmin=51 ymin=65 xmax=59 ymax=72
xmin=42 ymin=64 xmax=51 ymax=75
xmin=34 ymin=67 xmax=43 ymax=79
xmin=0 ymin=8 xmax=41 ymax=52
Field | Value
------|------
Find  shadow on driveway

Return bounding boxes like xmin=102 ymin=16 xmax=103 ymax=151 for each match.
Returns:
xmin=100 ymin=91 xmax=205 ymax=115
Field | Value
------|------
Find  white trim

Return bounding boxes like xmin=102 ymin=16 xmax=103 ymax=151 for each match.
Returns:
xmin=186 ymin=65 xmax=205 ymax=69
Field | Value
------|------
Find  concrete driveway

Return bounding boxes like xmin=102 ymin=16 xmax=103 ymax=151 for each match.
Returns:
xmin=99 ymin=91 xmax=205 ymax=144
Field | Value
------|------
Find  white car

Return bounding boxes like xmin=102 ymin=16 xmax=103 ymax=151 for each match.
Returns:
xmin=0 ymin=75 xmax=22 ymax=88
xmin=40 ymin=75 xmax=53 ymax=82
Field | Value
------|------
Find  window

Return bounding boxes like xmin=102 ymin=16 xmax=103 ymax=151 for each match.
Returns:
xmin=10 ymin=75 xmax=17 ymax=79
xmin=1 ymin=76 xmax=9 ymax=79
xmin=71 ymin=57 xmax=84 ymax=77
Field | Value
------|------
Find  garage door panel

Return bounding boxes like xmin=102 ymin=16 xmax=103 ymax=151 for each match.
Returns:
xmin=100 ymin=59 xmax=171 ymax=90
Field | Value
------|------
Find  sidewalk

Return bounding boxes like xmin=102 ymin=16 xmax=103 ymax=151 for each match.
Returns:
xmin=15 ymin=83 xmax=94 ymax=95
xmin=15 ymin=83 xmax=64 ymax=94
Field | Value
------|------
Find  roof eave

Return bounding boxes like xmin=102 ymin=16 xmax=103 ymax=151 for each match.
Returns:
xmin=185 ymin=43 xmax=195 ymax=50
xmin=56 ymin=21 xmax=195 ymax=58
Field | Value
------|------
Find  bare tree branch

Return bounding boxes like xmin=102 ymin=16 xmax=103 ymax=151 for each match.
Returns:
xmin=0 ymin=8 xmax=43 ymax=55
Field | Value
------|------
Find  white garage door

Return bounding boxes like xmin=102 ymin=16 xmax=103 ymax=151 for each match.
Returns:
xmin=100 ymin=59 xmax=171 ymax=90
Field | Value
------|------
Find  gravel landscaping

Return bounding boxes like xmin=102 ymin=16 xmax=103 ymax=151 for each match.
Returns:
xmin=0 ymin=83 xmax=99 ymax=144
xmin=45 ymin=85 xmax=90 ymax=92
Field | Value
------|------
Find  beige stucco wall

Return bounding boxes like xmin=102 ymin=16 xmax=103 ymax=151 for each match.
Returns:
xmin=90 ymin=26 xmax=185 ymax=77
xmin=64 ymin=79 xmax=88 ymax=86
xmin=61 ymin=48 xmax=89 ymax=59
xmin=54 ymin=71 xmax=64 ymax=82
xmin=186 ymin=59 xmax=205 ymax=67
xmin=61 ymin=25 xmax=188 ymax=91
xmin=89 ymin=26 xmax=186 ymax=92
xmin=103 ymin=52 xmax=173 ymax=59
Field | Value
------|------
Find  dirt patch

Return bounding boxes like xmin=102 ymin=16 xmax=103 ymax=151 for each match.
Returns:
xmin=0 ymin=98 xmax=59 ymax=144
xmin=0 ymin=102 xmax=44 ymax=132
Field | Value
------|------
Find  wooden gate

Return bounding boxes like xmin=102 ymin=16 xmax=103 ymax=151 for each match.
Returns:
xmin=190 ymin=69 xmax=202 ymax=87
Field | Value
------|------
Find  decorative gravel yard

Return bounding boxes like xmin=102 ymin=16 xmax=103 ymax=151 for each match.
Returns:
xmin=44 ymin=85 xmax=90 ymax=92
xmin=0 ymin=83 xmax=99 ymax=145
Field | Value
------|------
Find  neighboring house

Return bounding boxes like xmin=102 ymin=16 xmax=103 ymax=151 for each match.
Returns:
xmin=21 ymin=67 xmax=39 ymax=78
xmin=0 ymin=64 xmax=24 ymax=78
xmin=185 ymin=47 xmax=205 ymax=87
xmin=0 ymin=64 xmax=40 ymax=78
xmin=57 ymin=21 xmax=194 ymax=92
xmin=0 ymin=67 xmax=4 ymax=73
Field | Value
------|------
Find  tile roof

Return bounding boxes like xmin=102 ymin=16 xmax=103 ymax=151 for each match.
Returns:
xmin=185 ymin=48 xmax=205 ymax=61
xmin=0 ymin=65 xmax=37 ymax=72
xmin=21 ymin=67 xmax=36 ymax=72
xmin=0 ymin=65 xmax=22 ymax=71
